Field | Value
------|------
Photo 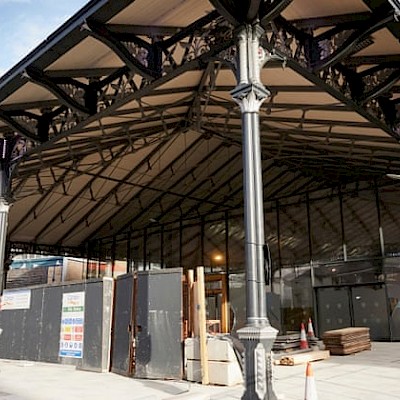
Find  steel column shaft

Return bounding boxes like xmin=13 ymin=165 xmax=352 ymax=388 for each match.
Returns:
xmin=231 ymin=24 xmax=278 ymax=400
xmin=0 ymin=169 xmax=10 ymax=295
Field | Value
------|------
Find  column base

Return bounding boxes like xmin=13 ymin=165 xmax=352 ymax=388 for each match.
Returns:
xmin=238 ymin=322 xmax=278 ymax=400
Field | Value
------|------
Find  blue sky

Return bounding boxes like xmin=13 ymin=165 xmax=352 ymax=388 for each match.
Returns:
xmin=0 ymin=0 xmax=87 ymax=76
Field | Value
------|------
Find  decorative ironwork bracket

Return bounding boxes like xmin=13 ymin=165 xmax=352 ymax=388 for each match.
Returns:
xmin=265 ymin=12 xmax=400 ymax=138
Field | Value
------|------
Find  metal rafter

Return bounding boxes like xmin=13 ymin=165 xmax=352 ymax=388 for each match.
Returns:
xmin=31 ymin=143 xmax=132 ymax=242
xmin=0 ymin=109 xmax=40 ymax=142
xmin=57 ymin=127 xmax=196 ymax=244
xmin=153 ymin=147 xmax=242 ymax=224
xmin=310 ymin=13 xmax=393 ymax=72
xmin=13 ymin=121 xmax=181 ymax=180
xmin=209 ymin=0 xmax=292 ymax=25
xmin=25 ymin=67 xmax=92 ymax=115
xmin=109 ymin=140 xmax=233 ymax=238
xmin=8 ymin=168 xmax=71 ymax=237
xmin=265 ymin=13 xmax=400 ymax=137
xmin=1 ymin=11 xmax=233 ymax=153
xmin=83 ymin=20 xmax=159 ymax=81
xmin=180 ymin=162 xmax=285 ymax=221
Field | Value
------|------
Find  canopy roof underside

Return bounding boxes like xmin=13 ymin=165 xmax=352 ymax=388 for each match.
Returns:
xmin=1 ymin=0 xmax=400 ymax=252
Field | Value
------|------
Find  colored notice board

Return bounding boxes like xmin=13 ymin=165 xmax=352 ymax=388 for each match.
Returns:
xmin=59 ymin=292 xmax=85 ymax=358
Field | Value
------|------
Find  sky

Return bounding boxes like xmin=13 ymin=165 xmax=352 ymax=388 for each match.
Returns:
xmin=0 ymin=0 xmax=88 ymax=76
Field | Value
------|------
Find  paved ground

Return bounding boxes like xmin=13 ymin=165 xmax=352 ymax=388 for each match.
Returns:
xmin=0 ymin=342 xmax=399 ymax=399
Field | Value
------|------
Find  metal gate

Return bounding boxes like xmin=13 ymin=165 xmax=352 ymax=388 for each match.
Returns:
xmin=135 ymin=269 xmax=182 ymax=379
xmin=111 ymin=269 xmax=183 ymax=379
xmin=110 ymin=274 xmax=134 ymax=376
xmin=316 ymin=283 xmax=391 ymax=340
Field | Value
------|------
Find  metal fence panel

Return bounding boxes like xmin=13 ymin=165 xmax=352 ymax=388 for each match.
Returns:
xmin=111 ymin=274 xmax=133 ymax=376
xmin=135 ymin=269 xmax=182 ymax=380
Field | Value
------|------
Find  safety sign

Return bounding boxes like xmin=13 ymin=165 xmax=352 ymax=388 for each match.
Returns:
xmin=59 ymin=291 xmax=85 ymax=358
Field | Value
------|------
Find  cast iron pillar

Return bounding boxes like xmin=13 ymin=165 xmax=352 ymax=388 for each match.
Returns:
xmin=0 ymin=190 xmax=10 ymax=295
xmin=0 ymin=137 xmax=14 ymax=295
xmin=231 ymin=24 xmax=278 ymax=400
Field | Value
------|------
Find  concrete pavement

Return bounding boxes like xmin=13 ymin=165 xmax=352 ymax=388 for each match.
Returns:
xmin=0 ymin=342 xmax=399 ymax=399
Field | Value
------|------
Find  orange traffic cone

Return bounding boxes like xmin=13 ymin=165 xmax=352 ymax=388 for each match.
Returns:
xmin=304 ymin=362 xmax=318 ymax=400
xmin=300 ymin=322 xmax=309 ymax=349
xmin=307 ymin=317 xmax=316 ymax=339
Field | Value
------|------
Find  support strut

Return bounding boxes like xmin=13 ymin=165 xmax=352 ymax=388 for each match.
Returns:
xmin=231 ymin=24 xmax=278 ymax=400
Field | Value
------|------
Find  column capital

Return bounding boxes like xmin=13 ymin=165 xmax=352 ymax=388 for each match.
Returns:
xmin=231 ymin=82 xmax=271 ymax=113
xmin=0 ymin=200 xmax=10 ymax=213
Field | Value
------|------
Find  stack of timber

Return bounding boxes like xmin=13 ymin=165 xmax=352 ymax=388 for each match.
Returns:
xmin=322 ymin=327 xmax=371 ymax=355
xmin=6 ymin=268 xmax=48 ymax=288
xmin=275 ymin=349 xmax=330 ymax=366
xmin=273 ymin=334 xmax=301 ymax=351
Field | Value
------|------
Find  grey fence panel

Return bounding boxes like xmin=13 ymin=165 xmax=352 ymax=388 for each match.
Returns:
xmin=40 ymin=285 xmax=63 ymax=363
xmin=81 ymin=280 xmax=103 ymax=371
xmin=111 ymin=274 xmax=133 ymax=376
xmin=316 ymin=286 xmax=352 ymax=335
xmin=0 ymin=307 xmax=20 ymax=359
xmin=352 ymin=285 xmax=390 ymax=340
xmin=316 ymin=284 xmax=391 ymax=340
xmin=0 ymin=280 xmax=106 ymax=370
xmin=135 ymin=269 xmax=182 ymax=380
xmin=22 ymin=287 xmax=43 ymax=361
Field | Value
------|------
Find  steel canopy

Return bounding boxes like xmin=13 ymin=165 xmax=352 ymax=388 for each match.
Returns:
xmin=0 ymin=0 xmax=399 ymax=253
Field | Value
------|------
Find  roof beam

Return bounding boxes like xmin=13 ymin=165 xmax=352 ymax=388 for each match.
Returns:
xmin=84 ymin=19 xmax=160 ymax=80
xmin=154 ymin=148 xmax=242 ymax=224
xmin=291 ymin=12 xmax=372 ymax=30
xmin=311 ymin=13 xmax=393 ymax=72
xmin=110 ymin=140 xmax=231 ymax=237
xmin=59 ymin=128 xmax=196 ymax=244
xmin=32 ymin=143 xmax=131 ymax=243
xmin=106 ymin=24 xmax=180 ymax=38
xmin=263 ymin=17 xmax=398 ymax=137
xmin=0 ymin=108 xmax=40 ymax=142
xmin=8 ymin=168 xmax=71 ymax=237
xmin=14 ymin=122 xmax=181 ymax=179
xmin=345 ymin=55 xmax=400 ymax=67
xmin=210 ymin=0 xmax=292 ymax=25
xmin=25 ymin=66 xmax=92 ymax=115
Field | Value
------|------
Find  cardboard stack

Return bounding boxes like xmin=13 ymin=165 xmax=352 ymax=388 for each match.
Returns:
xmin=322 ymin=327 xmax=371 ymax=355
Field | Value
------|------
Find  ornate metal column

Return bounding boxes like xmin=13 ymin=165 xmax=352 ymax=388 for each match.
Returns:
xmin=0 ymin=136 xmax=15 ymax=295
xmin=231 ymin=24 xmax=278 ymax=400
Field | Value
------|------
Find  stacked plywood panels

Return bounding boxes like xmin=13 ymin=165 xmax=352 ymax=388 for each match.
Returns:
xmin=273 ymin=334 xmax=301 ymax=351
xmin=322 ymin=327 xmax=371 ymax=355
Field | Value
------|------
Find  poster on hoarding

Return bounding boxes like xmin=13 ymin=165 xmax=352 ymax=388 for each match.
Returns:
xmin=1 ymin=289 xmax=31 ymax=310
xmin=59 ymin=292 xmax=85 ymax=358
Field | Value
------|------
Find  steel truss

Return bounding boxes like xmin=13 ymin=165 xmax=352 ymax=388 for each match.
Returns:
xmin=0 ymin=1 xmax=398 ymax=152
xmin=0 ymin=0 xmax=399 ymax=255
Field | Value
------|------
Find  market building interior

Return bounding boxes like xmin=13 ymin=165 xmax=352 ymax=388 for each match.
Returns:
xmin=0 ymin=0 xmax=400 ymax=380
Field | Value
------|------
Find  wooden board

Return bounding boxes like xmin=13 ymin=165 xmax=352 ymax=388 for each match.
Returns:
xmin=276 ymin=350 xmax=330 ymax=366
xmin=322 ymin=327 xmax=371 ymax=356
xmin=322 ymin=327 xmax=369 ymax=339
xmin=327 ymin=342 xmax=371 ymax=355
xmin=196 ymin=266 xmax=209 ymax=385
xmin=323 ymin=333 xmax=370 ymax=346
